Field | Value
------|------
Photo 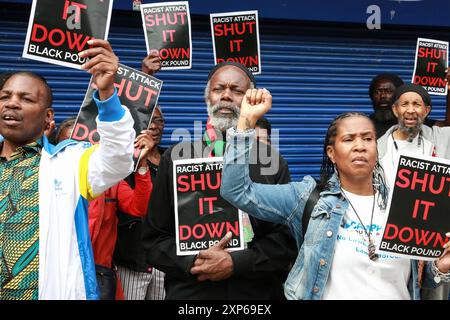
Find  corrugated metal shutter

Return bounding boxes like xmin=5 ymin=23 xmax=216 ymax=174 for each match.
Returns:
xmin=0 ymin=3 xmax=448 ymax=181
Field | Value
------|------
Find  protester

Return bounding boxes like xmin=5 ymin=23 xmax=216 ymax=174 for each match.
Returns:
xmin=115 ymin=107 xmax=167 ymax=301
xmin=142 ymin=61 xmax=296 ymax=300
xmin=54 ymin=116 xmax=76 ymax=143
xmin=378 ymin=84 xmax=450 ymax=186
xmin=0 ymin=39 xmax=135 ymax=300
xmin=378 ymin=83 xmax=450 ymax=300
xmin=369 ymin=71 xmax=450 ymax=138
xmin=369 ymin=73 xmax=405 ymax=137
xmin=220 ymin=89 xmax=450 ymax=299
xmin=112 ymin=53 xmax=166 ymax=300
xmin=255 ymin=116 xmax=271 ymax=144
xmin=55 ymin=119 xmax=152 ymax=300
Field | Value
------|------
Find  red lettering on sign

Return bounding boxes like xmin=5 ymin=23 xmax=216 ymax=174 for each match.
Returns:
xmin=179 ymin=221 xmax=239 ymax=241
xmin=71 ymin=123 xmax=99 ymax=145
xmin=217 ymin=56 xmax=258 ymax=67
xmin=411 ymin=199 xmax=435 ymax=221
xmin=177 ymin=175 xmax=190 ymax=192
xmin=214 ymin=21 xmax=256 ymax=37
xmin=114 ymin=79 xmax=157 ymax=108
xmin=177 ymin=172 xmax=221 ymax=192
xmin=162 ymin=29 xmax=176 ymax=43
xmin=384 ymin=223 xmax=448 ymax=247
xmin=158 ymin=47 xmax=190 ymax=60
xmin=62 ymin=0 xmax=87 ymax=22
xmin=31 ymin=23 xmax=93 ymax=51
xmin=198 ymin=197 xmax=218 ymax=215
xmin=145 ymin=12 xmax=187 ymax=27
xmin=395 ymin=169 xmax=450 ymax=196
xmin=418 ymin=47 xmax=446 ymax=60
xmin=414 ymin=75 xmax=446 ymax=88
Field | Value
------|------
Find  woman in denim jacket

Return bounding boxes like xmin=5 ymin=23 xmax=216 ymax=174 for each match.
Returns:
xmin=220 ymin=88 xmax=450 ymax=300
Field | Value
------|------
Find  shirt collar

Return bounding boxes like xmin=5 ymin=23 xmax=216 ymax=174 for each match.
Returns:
xmin=0 ymin=137 xmax=43 ymax=160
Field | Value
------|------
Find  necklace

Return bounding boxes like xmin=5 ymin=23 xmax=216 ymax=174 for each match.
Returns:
xmin=391 ymin=130 xmax=424 ymax=153
xmin=340 ymin=187 xmax=378 ymax=261
xmin=390 ymin=130 xmax=425 ymax=173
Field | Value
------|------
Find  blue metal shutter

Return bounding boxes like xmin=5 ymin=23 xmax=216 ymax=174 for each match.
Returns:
xmin=1 ymin=3 xmax=448 ymax=181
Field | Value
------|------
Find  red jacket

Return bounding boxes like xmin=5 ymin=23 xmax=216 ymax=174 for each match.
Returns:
xmin=88 ymin=171 xmax=152 ymax=299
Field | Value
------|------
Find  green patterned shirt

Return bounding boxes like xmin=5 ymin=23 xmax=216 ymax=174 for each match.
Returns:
xmin=0 ymin=139 xmax=42 ymax=300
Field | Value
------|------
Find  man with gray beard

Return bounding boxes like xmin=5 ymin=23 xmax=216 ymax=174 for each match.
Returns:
xmin=369 ymin=72 xmax=450 ymax=138
xmin=142 ymin=62 xmax=296 ymax=299
xmin=378 ymin=83 xmax=450 ymax=300
xmin=378 ymin=84 xmax=450 ymax=186
xmin=368 ymin=73 xmax=441 ymax=138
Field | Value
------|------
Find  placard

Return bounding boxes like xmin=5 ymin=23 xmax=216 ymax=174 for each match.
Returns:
xmin=72 ymin=63 xmax=163 ymax=147
xmin=377 ymin=154 xmax=450 ymax=261
xmin=173 ymin=157 xmax=244 ymax=256
xmin=412 ymin=38 xmax=448 ymax=96
xmin=23 ymin=0 xmax=113 ymax=69
xmin=210 ymin=10 xmax=261 ymax=74
xmin=140 ymin=1 xmax=192 ymax=70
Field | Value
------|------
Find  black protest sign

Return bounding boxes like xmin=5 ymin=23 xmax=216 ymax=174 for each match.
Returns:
xmin=23 ymin=0 xmax=112 ymax=69
xmin=412 ymin=38 xmax=449 ymax=96
xmin=173 ymin=158 xmax=244 ymax=256
xmin=210 ymin=11 xmax=261 ymax=75
xmin=377 ymin=154 xmax=450 ymax=261
xmin=140 ymin=1 xmax=192 ymax=70
xmin=71 ymin=64 xmax=163 ymax=148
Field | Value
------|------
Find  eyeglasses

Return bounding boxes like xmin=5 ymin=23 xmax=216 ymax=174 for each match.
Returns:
xmin=373 ymin=88 xmax=394 ymax=95
xmin=151 ymin=117 xmax=164 ymax=125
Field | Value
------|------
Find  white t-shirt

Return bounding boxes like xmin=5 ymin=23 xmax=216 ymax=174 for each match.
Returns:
xmin=322 ymin=189 xmax=411 ymax=300
xmin=381 ymin=133 xmax=434 ymax=188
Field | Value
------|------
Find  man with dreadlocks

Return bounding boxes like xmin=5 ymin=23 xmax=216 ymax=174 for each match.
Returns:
xmin=369 ymin=73 xmax=406 ymax=138
xmin=141 ymin=62 xmax=296 ymax=299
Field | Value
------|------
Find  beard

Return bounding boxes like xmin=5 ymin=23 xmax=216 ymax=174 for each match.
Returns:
xmin=373 ymin=108 xmax=396 ymax=122
xmin=398 ymin=115 xmax=424 ymax=142
xmin=207 ymin=100 xmax=240 ymax=131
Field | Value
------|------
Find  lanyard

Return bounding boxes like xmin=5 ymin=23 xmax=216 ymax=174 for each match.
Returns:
xmin=204 ymin=120 xmax=225 ymax=157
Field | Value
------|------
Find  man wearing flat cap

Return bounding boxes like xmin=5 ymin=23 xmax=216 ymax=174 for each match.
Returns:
xmin=369 ymin=73 xmax=450 ymax=138
xmin=378 ymin=83 xmax=450 ymax=300
xmin=378 ymin=83 xmax=450 ymax=184
xmin=142 ymin=62 xmax=296 ymax=299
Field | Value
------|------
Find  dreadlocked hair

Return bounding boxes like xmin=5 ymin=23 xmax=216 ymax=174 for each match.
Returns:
xmin=373 ymin=161 xmax=388 ymax=210
xmin=318 ymin=112 xmax=371 ymax=190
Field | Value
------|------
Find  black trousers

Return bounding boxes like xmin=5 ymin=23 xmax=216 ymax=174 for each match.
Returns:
xmin=95 ymin=264 xmax=117 ymax=300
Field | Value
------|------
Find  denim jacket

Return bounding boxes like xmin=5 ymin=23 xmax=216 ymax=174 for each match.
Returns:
xmin=221 ymin=128 xmax=443 ymax=300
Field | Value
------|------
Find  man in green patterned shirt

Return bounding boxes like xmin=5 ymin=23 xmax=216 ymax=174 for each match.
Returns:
xmin=0 ymin=72 xmax=52 ymax=299
xmin=0 ymin=39 xmax=135 ymax=300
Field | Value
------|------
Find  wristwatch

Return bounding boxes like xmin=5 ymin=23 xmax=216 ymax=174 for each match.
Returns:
xmin=137 ymin=166 xmax=149 ymax=175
